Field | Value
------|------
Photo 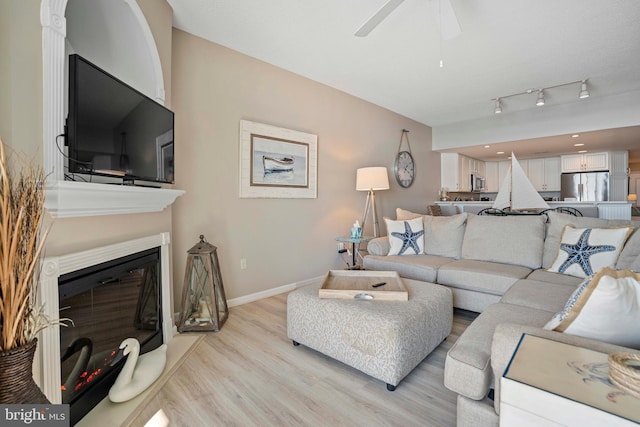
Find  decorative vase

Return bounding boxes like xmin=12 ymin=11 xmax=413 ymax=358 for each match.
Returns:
xmin=0 ymin=339 xmax=49 ymax=404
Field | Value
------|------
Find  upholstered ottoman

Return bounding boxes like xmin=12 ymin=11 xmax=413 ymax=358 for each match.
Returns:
xmin=287 ymin=279 xmax=452 ymax=390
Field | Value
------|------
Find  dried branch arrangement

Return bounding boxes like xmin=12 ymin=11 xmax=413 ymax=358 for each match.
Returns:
xmin=0 ymin=137 xmax=50 ymax=352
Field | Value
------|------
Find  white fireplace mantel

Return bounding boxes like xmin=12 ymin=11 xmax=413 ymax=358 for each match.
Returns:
xmin=45 ymin=181 xmax=184 ymax=218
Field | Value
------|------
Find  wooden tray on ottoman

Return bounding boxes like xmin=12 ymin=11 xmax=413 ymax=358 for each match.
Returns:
xmin=318 ymin=270 xmax=408 ymax=301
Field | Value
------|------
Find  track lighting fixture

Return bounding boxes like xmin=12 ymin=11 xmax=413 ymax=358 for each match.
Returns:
xmin=579 ymin=80 xmax=590 ymax=99
xmin=492 ymin=79 xmax=589 ymax=114
xmin=494 ymin=99 xmax=502 ymax=114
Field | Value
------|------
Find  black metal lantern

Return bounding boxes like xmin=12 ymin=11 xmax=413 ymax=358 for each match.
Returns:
xmin=178 ymin=235 xmax=229 ymax=332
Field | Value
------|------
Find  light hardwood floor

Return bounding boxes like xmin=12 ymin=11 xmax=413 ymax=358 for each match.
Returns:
xmin=128 ymin=291 xmax=478 ymax=427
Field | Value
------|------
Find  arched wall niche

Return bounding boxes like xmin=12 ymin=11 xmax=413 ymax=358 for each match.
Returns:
xmin=40 ymin=0 xmax=182 ymax=218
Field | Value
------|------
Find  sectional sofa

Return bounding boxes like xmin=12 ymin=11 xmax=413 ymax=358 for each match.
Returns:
xmin=363 ymin=209 xmax=640 ymax=426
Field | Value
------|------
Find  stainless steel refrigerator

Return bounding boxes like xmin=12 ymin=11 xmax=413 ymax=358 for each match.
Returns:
xmin=560 ymin=172 xmax=609 ymax=202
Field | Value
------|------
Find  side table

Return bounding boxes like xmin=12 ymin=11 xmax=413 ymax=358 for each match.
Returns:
xmin=500 ymin=334 xmax=640 ymax=426
xmin=335 ymin=236 xmax=373 ymax=269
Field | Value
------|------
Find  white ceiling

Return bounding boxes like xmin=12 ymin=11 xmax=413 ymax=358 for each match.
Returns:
xmin=167 ymin=0 xmax=640 ymax=161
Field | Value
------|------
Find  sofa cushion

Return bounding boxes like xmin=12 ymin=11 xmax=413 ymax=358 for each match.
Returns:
xmin=385 ymin=217 xmax=425 ymax=255
xmin=461 ymin=215 xmax=546 ymax=269
xmin=542 ymin=211 xmax=630 ymax=268
xmin=617 ymin=227 xmax=640 ymax=270
xmin=362 ymin=255 xmax=455 ymax=283
xmin=437 ymin=259 xmax=532 ymax=296
xmin=500 ymin=279 xmax=579 ymax=313
xmin=547 ymin=225 xmax=633 ymax=278
xmin=526 ymin=269 xmax=584 ymax=286
xmin=544 ymin=267 xmax=640 ymax=348
xmin=444 ymin=302 xmax=552 ymax=400
xmin=396 ymin=208 xmax=467 ymax=259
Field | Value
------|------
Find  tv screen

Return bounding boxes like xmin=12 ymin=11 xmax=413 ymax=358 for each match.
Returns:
xmin=67 ymin=54 xmax=175 ymax=184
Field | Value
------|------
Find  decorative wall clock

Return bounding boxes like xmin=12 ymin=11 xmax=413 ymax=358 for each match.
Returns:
xmin=394 ymin=129 xmax=415 ymax=188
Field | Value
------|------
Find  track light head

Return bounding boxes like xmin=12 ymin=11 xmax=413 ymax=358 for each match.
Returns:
xmin=536 ymin=90 xmax=545 ymax=106
xmin=579 ymin=80 xmax=590 ymax=99
xmin=494 ymin=99 xmax=502 ymax=114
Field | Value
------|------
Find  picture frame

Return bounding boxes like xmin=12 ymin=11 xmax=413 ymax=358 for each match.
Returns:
xmin=239 ymin=120 xmax=318 ymax=198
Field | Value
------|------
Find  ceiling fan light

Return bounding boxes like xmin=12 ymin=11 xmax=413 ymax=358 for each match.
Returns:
xmin=579 ymin=80 xmax=590 ymax=99
xmin=494 ymin=99 xmax=502 ymax=114
xmin=536 ymin=90 xmax=545 ymax=106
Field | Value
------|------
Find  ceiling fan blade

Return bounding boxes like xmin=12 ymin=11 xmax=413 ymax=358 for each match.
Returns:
xmin=355 ymin=0 xmax=405 ymax=37
xmin=431 ymin=0 xmax=461 ymax=40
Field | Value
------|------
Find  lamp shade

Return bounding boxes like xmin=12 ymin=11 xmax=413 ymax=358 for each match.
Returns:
xmin=356 ymin=167 xmax=390 ymax=191
xmin=628 ymin=194 xmax=637 ymax=202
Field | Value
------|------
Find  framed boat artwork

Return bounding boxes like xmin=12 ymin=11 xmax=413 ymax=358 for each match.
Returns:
xmin=239 ymin=120 xmax=318 ymax=198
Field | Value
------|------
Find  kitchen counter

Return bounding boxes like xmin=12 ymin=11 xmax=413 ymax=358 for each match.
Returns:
xmin=435 ymin=201 xmax=632 ymax=220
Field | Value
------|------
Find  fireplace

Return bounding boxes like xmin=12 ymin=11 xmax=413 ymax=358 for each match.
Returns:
xmin=37 ymin=233 xmax=174 ymax=423
xmin=59 ymin=247 xmax=163 ymax=424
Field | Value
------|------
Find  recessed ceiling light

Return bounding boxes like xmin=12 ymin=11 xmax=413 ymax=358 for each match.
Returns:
xmin=574 ymin=143 xmax=584 ymax=147
xmin=484 ymin=145 xmax=490 ymax=148
xmin=578 ymin=150 xmax=588 ymax=153
xmin=497 ymin=151 xmax=505 ymax=155
xmin=572 ymin=134 xmax=580 ymax=138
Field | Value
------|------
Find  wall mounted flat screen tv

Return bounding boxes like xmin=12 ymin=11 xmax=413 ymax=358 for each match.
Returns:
xmin=67 ymin=54 xmax=175 ymax=184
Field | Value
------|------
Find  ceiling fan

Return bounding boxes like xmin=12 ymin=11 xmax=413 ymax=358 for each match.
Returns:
xmin=355 ymin=0 xmax=461 ymax=40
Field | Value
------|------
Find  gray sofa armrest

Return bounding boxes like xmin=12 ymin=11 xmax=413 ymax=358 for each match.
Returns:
xmin=367 ymin=236 xmax=389 ymax=256
xmin=491 ymin=323 xmax=637 ymax=414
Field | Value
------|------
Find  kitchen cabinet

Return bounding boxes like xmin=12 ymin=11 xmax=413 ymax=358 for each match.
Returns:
xmin=609 ymin=151 xmax=629 ymax=201
xmin=441 ymin=153 xmax=462 ymax=191
xmin=485 ymin=162 xmax=499 ymax=192
xmin=498 ymin=160 xmax=511 ymax=188
xmin=441 ymin=153 xmax=483 ymax=192
xmin=527 ymin=157 xmax=560 ymax=191
xmin=561 ymin=152 xmax=609 ymax=172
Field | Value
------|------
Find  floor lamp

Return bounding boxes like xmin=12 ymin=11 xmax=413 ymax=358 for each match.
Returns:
xmin=356 ymin=167 xmax=390 ymax=237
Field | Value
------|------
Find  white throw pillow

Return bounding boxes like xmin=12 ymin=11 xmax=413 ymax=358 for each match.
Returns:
xmin=395 ymin=208 xmax=467 ymax=258
xmin=423 ymin=214 xmax=467 ymax=259
xmin=548 ymin=225 xmax=633 ymax=278
xmin=544 ymin=267 xmax=640 ymax=348
xmin=396 ymin=207 xmax=424 ymax=221
xmin=385 ymin=217 xmax=424 ymax=256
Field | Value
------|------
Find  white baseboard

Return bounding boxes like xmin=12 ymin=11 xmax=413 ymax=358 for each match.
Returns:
xmin=227 ymin=275 xmax=323 ymax=307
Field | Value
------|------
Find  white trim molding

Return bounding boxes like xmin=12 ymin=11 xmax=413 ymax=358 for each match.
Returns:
xmin=36 ymin=232 xmax=174 ymax=403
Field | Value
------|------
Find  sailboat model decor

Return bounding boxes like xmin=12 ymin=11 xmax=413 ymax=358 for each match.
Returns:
xmin=492 ymin=153 xmax=550 ymax=212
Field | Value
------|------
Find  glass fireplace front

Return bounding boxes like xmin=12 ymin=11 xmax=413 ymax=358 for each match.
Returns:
xmin=58 ymin=247 xmax=162 ymax=425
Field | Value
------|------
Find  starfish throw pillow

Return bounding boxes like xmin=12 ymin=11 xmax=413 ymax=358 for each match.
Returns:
xmin=385 ymin=217 xmax=425 ymax=256
xmin=544 ymin=267 xmax=640 ymax=347
xmin=548 ymin=225 xmax=634 ymax=278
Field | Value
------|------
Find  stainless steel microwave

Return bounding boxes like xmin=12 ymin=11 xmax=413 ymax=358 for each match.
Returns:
xmin=471 ymin=174 xmax=486 ymax=192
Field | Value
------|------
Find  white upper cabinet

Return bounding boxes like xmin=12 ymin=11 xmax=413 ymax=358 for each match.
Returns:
xmin=486 ymin=156 xmax=560 ymax=193
xmin=527 ymin=157 xmax=560 ymax=191
xmin=527 ymin=158 xmax=545 ymax=191
xmin=544 ymin=157 xmax=561 ymax=191
xmin=498 ymin=160 xmax=511 ymax=189
xmin=561 ymin=152 xmax=609 ymax=172
xmin=485 ymin=162 xmax=499 ymax=192
xmin=441 ymin=153 xmax=486 ymax=192
xmin=609 ymin=151 xmax=629 ymax=175
xmin=441 ymin=153 xmax=461 ymax=191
